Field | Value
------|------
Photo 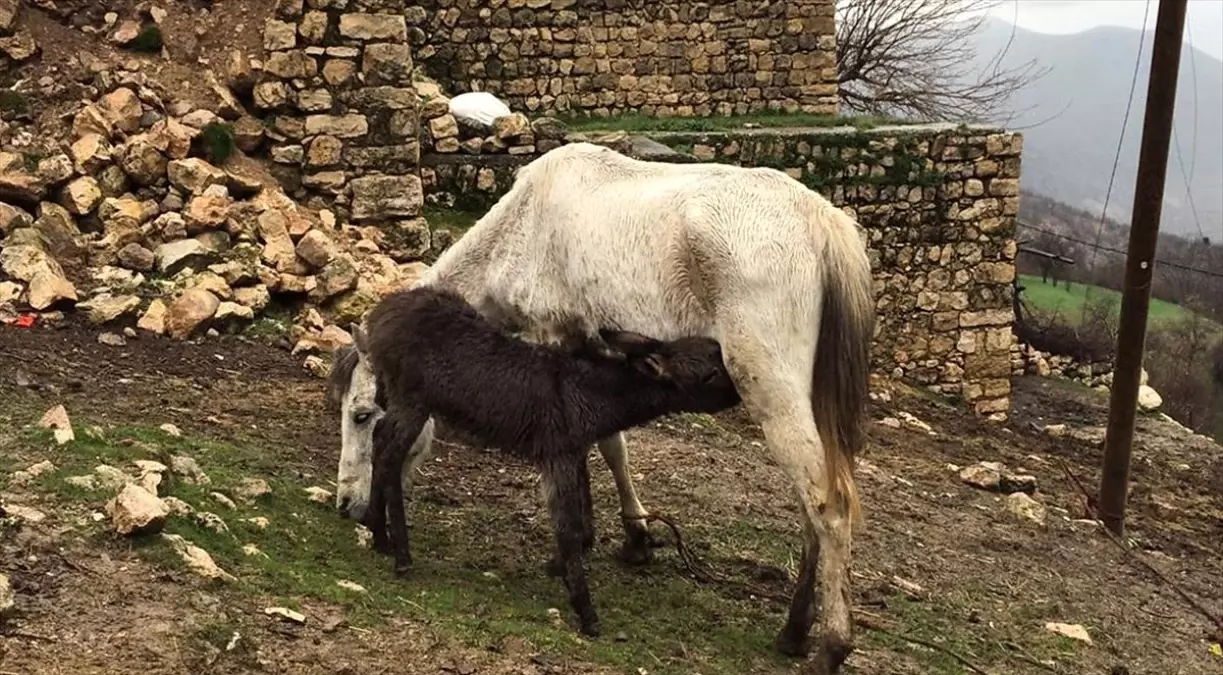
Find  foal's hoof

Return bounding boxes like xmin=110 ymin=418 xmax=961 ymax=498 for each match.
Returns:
xmin=542 ymin=557 xmax=565 ymax=578
xmin=815 ymin=636 xmax=854 ymax=674
xmin=393 ymin=561 xmax=413 ymax=579
xmin=774 ymin=629 xmax=813 ymax=659
xmin=579 ymin=620 xmax=601 ymax=638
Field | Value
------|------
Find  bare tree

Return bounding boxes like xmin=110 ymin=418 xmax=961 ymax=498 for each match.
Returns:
xmin=836 ymin=0 xmax=1048 ymax=123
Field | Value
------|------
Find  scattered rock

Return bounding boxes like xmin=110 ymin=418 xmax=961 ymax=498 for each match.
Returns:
xmin=355 ymin=524 xmax=373 ymax=549
xmin=211 ymin=492 xmax=237 ymax=510
xmin=264 ymin=606 xmax=306 ymax=624
xmin=1005 ymin=492 xmax=1047 ymax=525
xmin=93 ymin=464 xmax=130 ymax=490
xmin=161 ymin=533 xmax=236 ymax=582
xmin=164 ymin=288 xmax=220 ymax=340
xmin=1137 ymin=385 xmax=1162 ymax=411
xmin=98 ymin=332 xmax=126 ymax=347
xmin=193 ymin=511 xmax=230 ymax=534
xmin=245 ymin=516 xmax=270 ymax=530
xmin=336 ymin=580 xmax=367 ymax=593
xmin=155 ymin=239 xmax=213 ymax=274
xmin=242 ymin=543 xmax=267 ymax=557
xmin=137 ymin=299 xmax=167 ymax=334
xmin=170 ymin=455 xmax=210 ymax=485
xmin=5 ymin=505 xmax=47 ymax=524
xmin=958 ymin=461 xmax=1037 ymax=494
xmin=107 ymin=483 xmax=169 ymax=535
xmin=11 ymin=460 xmax=56 ymax=487
xmin=305 ymin=486 xmax=333 ymax=504
xmin=0 ymin=573 xmax=13 ymax=617
xmin=162 ymin=496 xmax=195 ymax=517
xmin=77 ymin=293 xmax=141 ymax=325
xmin=39 ymin=404 xmax=74 ymax=445
xmin=1045 ymin=622 xmax=1092 ymax=644
xmin=235 ymin=477 xmax=271 ymax=502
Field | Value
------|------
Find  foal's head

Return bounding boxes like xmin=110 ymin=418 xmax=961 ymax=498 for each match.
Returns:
xmin=598 ymin=329 xmax=741 ymax=413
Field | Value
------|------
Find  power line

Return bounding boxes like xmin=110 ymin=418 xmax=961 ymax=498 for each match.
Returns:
xmin=1088 ymin=0 xmax=1153 ymax=270
xmin=1016 ymin=222 xmax=1223 ymax=279
xmin=1168 ymin=19 xmax=1206 ymax=242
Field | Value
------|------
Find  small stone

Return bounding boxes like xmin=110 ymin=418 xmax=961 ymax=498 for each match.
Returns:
xmin=168 ymin=158 xmax=228 ymax=195
xmin=161 ymin=533 xmax=236 ymax=582
xmin=162 ymin=496 xmax=194 ymax=517
xmin=246 ymin=516 xmax=270 ymax=530
xmin=1137 ymin=385 xmax=1162 ymax=411
xmin=193 ymin=511 xmax=229 ymax=534
xmin=137 ymin=299 xmax=167 ymax=335
xmin=11 ymin=460 xmax=56 ymax=487
xmin=61 ymin=177 xmax=103 ymax=215
xmin=235 ymin=477 xmax=271 ymax=502
xmin=265 ymin=606 xmax=306 ymax=624
xmin=428 ymin=114 xmax=459 ymax=139
xmin=243 ymin=543 xmax=267 ymax=557
xmin=0 ymin=573 xmax=13 ymax=617
xmin=38 ymin=404 xmax=74 ymax=445
xmin=110 ymin=20 xmax=141 ymax=46
xmin=170 ymin=455 xmax=210 ymax=485
xmin=26 ymin=271 xmax=78 ymax=311
xmin=107 ymin=483 xmax=169 ymax=536
xmin=77 ymin=294 xmax=142 ymax=325
xmin=1045 ymin=622 xmax=1092 ymax=644
xmin=5 ymin=505 xmax=47 ymax=524
xmin=211 ymin=492 xmax=237 ymax=510
xmin=305 ymin=486 xmax=333 ymax=504
xmin=118 ymin=243 xmax=156 ymax=272
xmin=295 ymin=229 xmax=337 ymax=268
xmin=155 ymin=239 xmax=213 ymax=274
xmin=93 ymin=465 xmax=130 ymax=490
xmin=98 ymin=332 xmax=126 ymax=347
xmin=493 ymin=113 xmax=531 ymax=141
xmin=336 ymin=580 xmax=367 ymax=593
xmin=1005 ymin=492 xmax=1046 ymax=525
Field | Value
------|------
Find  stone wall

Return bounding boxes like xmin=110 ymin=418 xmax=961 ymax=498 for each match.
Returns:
xmin=413 ymin=0 xmax=839 ymax=118
xmin=421 ymin=123 xmax=1023 ymax=415
xmin=258 ymin=0 xmax=432 ymax=260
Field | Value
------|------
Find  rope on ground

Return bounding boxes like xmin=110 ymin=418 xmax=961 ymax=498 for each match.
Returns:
xmin=1054 ymin=456 xmax=1223 ymax=639
xmin=644 ymin=513 xmax=995 ymax=674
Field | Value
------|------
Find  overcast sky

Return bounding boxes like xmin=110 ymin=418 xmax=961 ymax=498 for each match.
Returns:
xmin=987 ymin=0 xmax=1223 ymax=60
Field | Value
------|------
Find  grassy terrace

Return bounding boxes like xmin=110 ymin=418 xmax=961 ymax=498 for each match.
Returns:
xmin=560 ymin=112 xmax=902 ymax=133
xmin=1018 ymin=274 xmax=1206 ymax=327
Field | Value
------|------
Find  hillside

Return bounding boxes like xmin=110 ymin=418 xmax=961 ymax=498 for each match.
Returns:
xmin=966 ymin=18 xmax=1223 ymax=239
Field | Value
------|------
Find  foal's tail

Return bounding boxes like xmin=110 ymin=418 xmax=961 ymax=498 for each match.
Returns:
xmin=812 ymin=210 xmax=875 ymax=526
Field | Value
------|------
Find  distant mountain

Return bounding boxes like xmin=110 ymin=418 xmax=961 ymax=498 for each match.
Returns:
xmin=963 ymin=19 xmax=1223 ymax=240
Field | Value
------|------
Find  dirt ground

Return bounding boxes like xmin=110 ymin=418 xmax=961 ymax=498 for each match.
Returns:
xmin=1 ymin=318 xmax=1221 ymax=675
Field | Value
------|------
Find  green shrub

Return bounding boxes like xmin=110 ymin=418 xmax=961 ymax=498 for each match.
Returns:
xmin=198 ymin=122 xmax=236 ymax=164
xmin=128 ymin=25 xmax=164 ymax=53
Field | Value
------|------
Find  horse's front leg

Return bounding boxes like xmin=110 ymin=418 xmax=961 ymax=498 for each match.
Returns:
xmin=595 ymin=433 xmax=662 ymax=565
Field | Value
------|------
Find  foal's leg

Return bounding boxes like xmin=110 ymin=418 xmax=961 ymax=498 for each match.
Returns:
xmin=378 ymin=407 xmax=429 ymax=577
xmin=364 ymin=417 xmax=393 ymax=555
xmin=545 ymin=449 xmax=596 ymax=577
xmin=542 ymin=457 xmax=600 ymax=637
xmin=595 ymin=433 xmax=659 ymax=564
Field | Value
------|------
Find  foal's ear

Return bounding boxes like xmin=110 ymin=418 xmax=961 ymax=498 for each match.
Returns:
xmin=600 ymin=329 xmax=661 ymax=357
xmin=631 ymin=353 xmax=669 ymax=380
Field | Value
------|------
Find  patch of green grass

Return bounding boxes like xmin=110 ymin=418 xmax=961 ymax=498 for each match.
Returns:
xmin=1019 ymin=275 xmax=1201 ymax=327
xmin=424 ymin=205 xmax=482 ymax=232
xmin=562 ymin=112 xmax=900 ymax=134
xmin=14 ymin=421 xmax=798 ymax=675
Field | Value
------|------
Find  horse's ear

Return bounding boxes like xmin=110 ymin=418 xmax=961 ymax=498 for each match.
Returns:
xmin=352 ymin=322 xmax=370 ymax=354
xmin=600 ymin=329 xmax=660 ymax=357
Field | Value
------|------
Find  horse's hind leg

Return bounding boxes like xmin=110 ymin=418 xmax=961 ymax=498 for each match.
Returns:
xmin=595 ymin=433 xmax=660 ymax=565
xmin=542 ymin=456 xmax=600 ymax=637
xmin=718 ymin=319 xmax=856 ymax=673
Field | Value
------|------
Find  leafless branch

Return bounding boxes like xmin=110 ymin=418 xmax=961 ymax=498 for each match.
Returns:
xmin=836 ymin=0 xmax=1049 ymax=123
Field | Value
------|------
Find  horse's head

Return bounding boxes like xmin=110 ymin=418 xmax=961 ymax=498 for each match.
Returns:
xmin=327 ymin=342 xmax=383 ymax=520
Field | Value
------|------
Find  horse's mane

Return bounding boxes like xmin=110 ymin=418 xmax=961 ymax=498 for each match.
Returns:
xmin=325 ymin=343 xmax=360 ymax=412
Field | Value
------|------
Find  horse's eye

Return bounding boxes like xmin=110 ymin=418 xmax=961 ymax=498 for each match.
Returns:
xmin=353 ymin=412 xmax=372 ymax=425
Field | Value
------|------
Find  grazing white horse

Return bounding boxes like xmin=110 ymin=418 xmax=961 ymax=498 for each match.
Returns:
xmin=330 ymin=142 xmax=874 ymax=673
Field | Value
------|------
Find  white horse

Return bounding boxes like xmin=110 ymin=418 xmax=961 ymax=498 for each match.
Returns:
xmin=328 ymin=142 xmax=874 ymax=673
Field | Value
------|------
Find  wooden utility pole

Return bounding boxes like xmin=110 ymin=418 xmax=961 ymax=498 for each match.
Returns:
xmin=1098 ymin=0 xmax=1189 ymax=536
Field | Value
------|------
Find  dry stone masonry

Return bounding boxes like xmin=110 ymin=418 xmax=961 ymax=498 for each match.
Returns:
xmin=414 ymin=0 xmax=839 ymax=117
xmin=260 ymin=0 xmax=429 ymax=259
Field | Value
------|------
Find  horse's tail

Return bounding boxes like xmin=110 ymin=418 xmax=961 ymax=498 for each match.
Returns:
xmin=811 ymin=209 xmax=875 ymax=526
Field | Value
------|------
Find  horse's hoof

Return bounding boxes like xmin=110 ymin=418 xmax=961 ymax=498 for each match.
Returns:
xmin=774 ymin=629 xmax=813 ymax=659
xmin=616 ymin=541 xmax=654 ymax=566
xmin=579 ymin=620 xmax=601 ymax=638
xmin=393 ymin=561 xmax=413 ymax=578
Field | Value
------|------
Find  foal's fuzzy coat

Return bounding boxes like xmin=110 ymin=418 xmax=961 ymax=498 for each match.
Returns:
xmin=355 ymin=286 xmax=742 ymax=636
